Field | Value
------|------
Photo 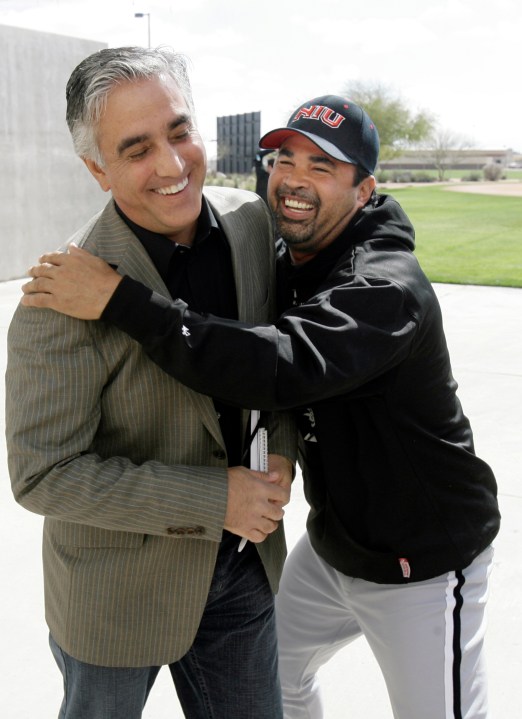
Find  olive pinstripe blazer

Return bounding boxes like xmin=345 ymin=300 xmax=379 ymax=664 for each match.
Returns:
xmin=6 ymin=186 xmax=296 ymax=667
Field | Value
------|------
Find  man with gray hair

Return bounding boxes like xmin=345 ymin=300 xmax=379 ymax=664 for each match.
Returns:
xmin=24 ymin=92 xmax=501 ymax=718
xmin=5 ymin=46 xmax=295 ymax=718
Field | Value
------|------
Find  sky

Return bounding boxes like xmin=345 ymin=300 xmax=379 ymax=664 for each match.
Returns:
xmin=2 ymin=0 xmax=521 ymax=156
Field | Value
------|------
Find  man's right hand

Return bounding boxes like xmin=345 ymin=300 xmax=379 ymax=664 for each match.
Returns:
xmin=225 ymin=466 xmax=290 ymax=543
xmin=21 ymin=243 xmax=122 ymax=319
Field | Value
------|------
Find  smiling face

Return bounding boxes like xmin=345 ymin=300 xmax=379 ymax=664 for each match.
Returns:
xmin=267 ymin=134 xmax=375 ymax=262
xmin=83 ymin=75 xmax=206 ymax=246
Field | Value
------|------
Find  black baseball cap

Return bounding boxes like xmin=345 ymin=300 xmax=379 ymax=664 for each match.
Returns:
xmin=259 ymin=95 xmax=380 ymax=174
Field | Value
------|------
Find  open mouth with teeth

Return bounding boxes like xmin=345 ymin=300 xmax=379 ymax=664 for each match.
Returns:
xmin=282 ymin=197 xmax=315 ymax=218
xmin=153 ymin=177 xmax=189 ymax=195
xmin=285 ymin=198 xmax=314 ymax=210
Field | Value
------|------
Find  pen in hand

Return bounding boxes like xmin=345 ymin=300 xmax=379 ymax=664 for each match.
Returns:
xmin=238 ymin=537 xmax=247 ymax=552
xmin=238 ymin=411 xmax=268 ymax=553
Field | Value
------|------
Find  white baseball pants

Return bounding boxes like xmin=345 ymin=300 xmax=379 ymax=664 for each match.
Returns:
xmin=276 ymin=533 xmax=493 ymax=719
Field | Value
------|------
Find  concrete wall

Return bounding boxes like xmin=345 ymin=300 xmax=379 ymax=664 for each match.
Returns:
xmin=0 ymin=26 xmax=107 ymax=280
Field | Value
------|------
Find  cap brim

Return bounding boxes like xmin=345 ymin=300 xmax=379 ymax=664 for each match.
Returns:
xmin=259 ymin=128 xmax=357 ymax=165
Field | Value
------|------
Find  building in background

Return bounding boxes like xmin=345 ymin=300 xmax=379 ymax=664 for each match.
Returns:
xmin=379 ymin=148 xmax=517 ymax=172
xmin=0 ymin=25 xmax=106 ymax=280
xmin=216 ymin=111 xmax=261 ymax=175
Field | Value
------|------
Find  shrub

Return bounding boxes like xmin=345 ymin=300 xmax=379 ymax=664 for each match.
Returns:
xmin=381 ymin=170 xmax=435 ymax=184
xmin=391 ymin=170 xmax=414 ymax=183
xmin=205 ymin=172 xmax=256 ymax=191
xmin=461 ymin=172 xmax=482 ymax=182
xmin=483 ymin=163 xmax=503 ymax=181
xmin=411 ymin=171 xmax=435 ymax=183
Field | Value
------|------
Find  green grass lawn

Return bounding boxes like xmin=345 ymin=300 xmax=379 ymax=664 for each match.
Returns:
xmin=384 ymin=185 xmax=522 ymax=287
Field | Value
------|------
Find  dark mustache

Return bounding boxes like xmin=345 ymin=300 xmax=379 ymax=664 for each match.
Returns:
xmin=276 ymin=184 xmax=318 ymax=206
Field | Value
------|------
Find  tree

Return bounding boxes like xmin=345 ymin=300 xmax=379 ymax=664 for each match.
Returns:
xmin=423 ymin=128 xmax=472 ymax=181
xmin=342 ymin=82 xmax=434 ymax=162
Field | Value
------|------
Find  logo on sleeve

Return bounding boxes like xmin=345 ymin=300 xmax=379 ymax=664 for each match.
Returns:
xmin=302 ymin=407 xmax=317 ymax=443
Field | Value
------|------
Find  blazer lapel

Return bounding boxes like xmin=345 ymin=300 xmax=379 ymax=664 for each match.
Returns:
xmin=83 ymin=201 xmax=224 ymax=448
xmin=204 ymin=188 xmax=268 ymax=325
xmin=228 ymin=233 xmax=256 ymax=323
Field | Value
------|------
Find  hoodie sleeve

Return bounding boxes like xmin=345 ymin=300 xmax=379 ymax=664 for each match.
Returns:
xmin=102 ymin=264 xmax=419 ymax=411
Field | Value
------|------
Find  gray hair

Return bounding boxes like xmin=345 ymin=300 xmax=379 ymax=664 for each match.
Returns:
xmin=66 ymin=46 xmax=195 ymax=166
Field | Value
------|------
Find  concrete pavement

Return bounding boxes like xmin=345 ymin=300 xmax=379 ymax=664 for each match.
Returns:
xmin=1 ymin=278 xmax=521 ymax=717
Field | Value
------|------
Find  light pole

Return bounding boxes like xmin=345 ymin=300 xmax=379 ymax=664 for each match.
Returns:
xmin=134 ymin=12 xmax=151 ymax=48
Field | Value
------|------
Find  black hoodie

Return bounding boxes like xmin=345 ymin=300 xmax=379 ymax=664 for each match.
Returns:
xmin=105 ymin=193 xmax=500 ymax=584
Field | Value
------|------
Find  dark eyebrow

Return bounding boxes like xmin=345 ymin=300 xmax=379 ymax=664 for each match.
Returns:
xmin=117 ymin=133 xmax=150 ymax=156
xmin=309 ymin=154 xmax=335 ymax=167
xmin=168 ymin=113 xmax=191 ymax=132
xmin=278 ymin=146 xmax=336 ymax=167
xmin=116 ymin=113 xmax=192 ymax=156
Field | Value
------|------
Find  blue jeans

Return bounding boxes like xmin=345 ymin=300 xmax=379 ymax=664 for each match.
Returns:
xmin=50 ymin=532 xmax=282 ymax=718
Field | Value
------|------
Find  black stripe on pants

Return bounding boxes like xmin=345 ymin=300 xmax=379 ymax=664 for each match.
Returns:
xmin=452 ymin=570 xmax=466 ymax=719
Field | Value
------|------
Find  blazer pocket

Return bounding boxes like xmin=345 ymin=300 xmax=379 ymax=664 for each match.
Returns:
xmin=47 ymin=519 xmax=145 ymax=549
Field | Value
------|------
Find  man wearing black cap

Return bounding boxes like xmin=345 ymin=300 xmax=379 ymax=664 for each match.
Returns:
xmin=23 ymin=94 xmax=500 ymax=719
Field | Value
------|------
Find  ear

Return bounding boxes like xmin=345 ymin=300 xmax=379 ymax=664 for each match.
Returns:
xmin=82 ymin=157 xmax=111 ymax=192
xmin=357 ymin=174 xmax=376 ymax=205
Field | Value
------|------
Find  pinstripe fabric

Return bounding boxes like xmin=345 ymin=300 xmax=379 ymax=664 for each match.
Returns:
xmin=6 ymin=187 xmax=296 ymax=667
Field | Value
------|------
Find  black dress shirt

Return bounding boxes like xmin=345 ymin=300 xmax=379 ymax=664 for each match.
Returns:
xmin=112 ymin=199 xmax=242 ymax=466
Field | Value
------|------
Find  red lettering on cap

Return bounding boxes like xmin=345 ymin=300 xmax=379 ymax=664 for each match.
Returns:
xmin=292 ymin=105 xmax=345 ymax=129
xmin=293 ymin=105 xmax=317 ymax=121
xmin=310 ymin=105 xmax=325 ymax=119
xmin=320 ymin=108 xmax=345 ymax=128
